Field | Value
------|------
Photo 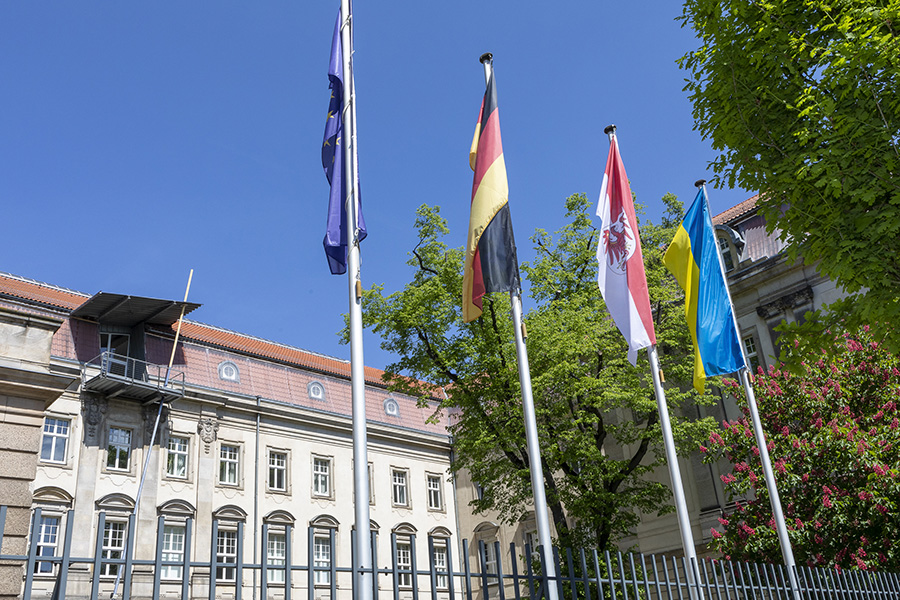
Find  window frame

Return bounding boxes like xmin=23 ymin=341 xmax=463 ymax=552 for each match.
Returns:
xmin=391 ymin=468 xmax=410 ymax=508
xmin=426 ymin=473 xmax=444 ymax=512
xmin=160 ymin=523 xmax=186 ymax=580
xmin=218 ymin=443 xmax=241 ymax=487
xmin=215 ymin=529 xmax=238 ymax=583
xmin=267 ymin=449 xmax=289 ymax=493
xmin=33 ymin=514 xmax=61 ymax=575
xmin=106 ymin=427 xmax=133 ymax=472
xmin=40 ymin=417 xmax=70 ymax=465
xmin=266 ymin=530 xmax=287 ymax=584
xmin=165 ymin=435 xmax=190 ymax=480
xmin=396 ymin=540 xmax=413 ymax=588
xmin=313 ymin=534 xmax=333 ymax=586
xmin=432 ymin=544 xmax=449 ymax=590
xmin=100 ymin=520 xmax=128 ymax=577
xmin=312 ymin=455 xmax=333 ymax=499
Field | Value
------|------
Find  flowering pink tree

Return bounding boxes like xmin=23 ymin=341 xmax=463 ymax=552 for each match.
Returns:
xmin=705 ymin=326 xmax=900 ymax=570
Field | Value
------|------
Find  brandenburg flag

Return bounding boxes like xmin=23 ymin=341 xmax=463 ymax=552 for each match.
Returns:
xmin=462 ymin=71 xmax=519 ymax=322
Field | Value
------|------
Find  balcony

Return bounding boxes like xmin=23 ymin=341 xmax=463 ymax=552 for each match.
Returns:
xmin=81 ymin=352 xmax=185 ymax=403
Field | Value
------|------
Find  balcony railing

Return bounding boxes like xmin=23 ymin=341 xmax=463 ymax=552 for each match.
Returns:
xmin=81 ymin=351 xmax=185 ymax=400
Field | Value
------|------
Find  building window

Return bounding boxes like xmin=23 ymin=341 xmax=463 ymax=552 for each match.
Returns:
xmin=268 ymin=451 xmax=287 ymax=492
xmin=384 ymin=397 xmax=400 ymax=417
xmin=216 ymin=530 xmax=238 ymax=582
xmin=433 ymin=545 xmax=448 ymax=589
xmin=396 ymin=542 xmax=412 ymax=588
xmin=217 ymin=361 xmax=240 ymax=382
xmin=161 ymin=524 xmax=185 ymax=580
xmin=219 ymin=444 xmax=240 ymax=486
xmin=308 ymin=381 xmax=325 ymax=401
xmin=392 ymin=469 xmax=409 ymax=507
xmin=34 ymin=515 xmax=61 ymax=574
xmin=101 ymin=521 xmax=127 ymax=577
xmin=267 ymin=532 xmax=286 ymax=584
xmin=166 ymin=436 xmax=189 ymax=479
xmin=106 ymin=428 xmax=132 ymax=471
xmin=313 ymin=535 xmax=332 ymax=585
xmin=313 ymin=457 xmax=331 ymax=498
xmin=743 ymin=335 xmax=761 ymax=373
xmin=427 ymin=474 xmax=443 ymax=511
xmin=718 ymin=236 xmax=735 ymax=273
xmin=40 ymin=418 xmax=70 ymax=464
xmin=483 ymin=541 xmax=498 ymax=575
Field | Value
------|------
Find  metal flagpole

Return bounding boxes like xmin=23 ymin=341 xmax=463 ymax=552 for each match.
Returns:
xmin=111 ymin=270 xmax=193 ymax=599
xmin=479 ymin=54 xmax=559 ymax=600
xmin=697 ymin=180 xmax=800 ymax=599
xmin=340 ymin=3 xmax=373 ymax=599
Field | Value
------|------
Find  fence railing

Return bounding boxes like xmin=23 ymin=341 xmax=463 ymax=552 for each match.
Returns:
xmin=81 ymin=351 xmax=186 ymax=396
xmin=2 ymin=505 xmax=899 ymax=600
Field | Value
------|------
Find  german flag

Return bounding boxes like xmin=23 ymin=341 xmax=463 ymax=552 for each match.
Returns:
xmin=462 ymin=71 xmax=520 ymax=322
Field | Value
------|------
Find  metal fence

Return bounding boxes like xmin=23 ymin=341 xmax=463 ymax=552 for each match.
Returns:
xmin=2 ymin=505 xmax=899 ymax=600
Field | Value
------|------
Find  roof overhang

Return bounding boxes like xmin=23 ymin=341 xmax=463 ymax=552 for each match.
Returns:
xmin=70 ymin=292 xmax=200 ymax=328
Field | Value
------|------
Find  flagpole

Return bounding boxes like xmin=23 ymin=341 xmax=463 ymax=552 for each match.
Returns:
xmin=479 ymin=54 xmax=559 ymax=600
xmin=340 ymin=3 xmax=373 ymax=599
xmin=697 ymin=180 xmax=800 ymax=599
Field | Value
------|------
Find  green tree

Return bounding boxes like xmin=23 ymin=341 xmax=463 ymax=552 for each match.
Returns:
xmin=678 ymin=0 xmax=900 ymax=345
xmin=359 ymin=193 xmax=715 ymax=550
xmin=705 ymin=326 xmax=900 ymax=570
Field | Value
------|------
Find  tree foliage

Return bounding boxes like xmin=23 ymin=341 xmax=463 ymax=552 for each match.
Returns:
xmin=678 ymin=0 xmax=900 ymax=345
xmin=705 ymin=326 xmax=900 ymax=570
xmin=359 ymin=193 xmax=716 ymax=550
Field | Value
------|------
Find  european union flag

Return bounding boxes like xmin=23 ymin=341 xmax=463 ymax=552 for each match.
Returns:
xmin=322 ymin=14 xmax=365 ymax=275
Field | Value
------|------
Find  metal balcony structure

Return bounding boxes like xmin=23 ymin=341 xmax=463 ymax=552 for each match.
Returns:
xmin=81 ymin=351 xmax=185 ymax=403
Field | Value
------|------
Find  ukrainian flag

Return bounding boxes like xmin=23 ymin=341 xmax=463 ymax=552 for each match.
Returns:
xmin=664 ymin=188 xmax=745 ymax=392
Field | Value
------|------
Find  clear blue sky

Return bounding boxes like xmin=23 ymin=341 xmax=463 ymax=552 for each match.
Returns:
xmin=1 ymin=2 xmax=751 ymax=371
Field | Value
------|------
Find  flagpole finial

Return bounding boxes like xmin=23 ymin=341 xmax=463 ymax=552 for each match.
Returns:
xmin=694 ymin=179 xmax=707 ymax=188
xmin=479 ymin=53 xmax=493 ymax=65
xmin=603 ymin=124 xmax=616 ymax=136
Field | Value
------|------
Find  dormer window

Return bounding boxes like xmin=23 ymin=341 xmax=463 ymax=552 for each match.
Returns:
xmin=718 ymin=236 xmax=735 ymax=272
xmin=308 ymin=381 xmax=325 ymax=401
xmin=217 ymin=361 xmax=240 ymax=382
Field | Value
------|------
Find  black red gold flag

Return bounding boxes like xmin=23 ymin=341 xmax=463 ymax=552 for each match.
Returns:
xmin=462 ymin=72 xmax=519 ymax=322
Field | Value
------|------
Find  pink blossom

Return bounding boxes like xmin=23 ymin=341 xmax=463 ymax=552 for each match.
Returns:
xmin=699 ymin=444 xmax=708 ymax=453
xmin=780 ymin=426 xmax=790 ymax=436
xmin=718 ymin=517 xmax=729 ymax=526
xmin=740 ymin=523 xmax=756 ymax=536
xmin=824 ymin=496 xmax=833 ymax=508
xmin=710 ymin=432 xmax=724 ymax=446
xmin=720 ymin=473 xmax=737 ymax=484
xmin=874 ymin=464 xmax=886 ymax=475
xmin=711 ymin=528 xmax=722 ymax=539
xmin=774 ymin=459 xmax=787 ymax=474
xmin=752 ymin=446 xmax=760 ymax=456
xmin=748 ymin=471 xmax=758 ymax=483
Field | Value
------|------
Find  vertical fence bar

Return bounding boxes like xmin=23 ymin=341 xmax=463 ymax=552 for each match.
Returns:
xmin=525 ymin=543 xmax=538 ymax=600
xmin=650 ymin=555 xmax=665 ymax=600
xmin=444 ymin=534 xmax=455 ymax=600
xmin=462 ymin=539 xmax=473 ymax=600
xmin=0 ymin=506 xmax=6 ymax=546
xmin=57 ymin=508 xmax=75 ymax=600
xmin=182 ymin=517 xmax=192 ymax=600
xmin=284 ymin=523 xmax=293 ymax=600
xmin=392 ymin=533 xmax=402 ymax=600
xmin=22 ymin=508 xmax=39 ymax=600
xmin=700 ymin=560 xmax=716 ymax=600
xmin=566 ymin=547 xmax=577 ymax=600
xmin=639 ymin=554 xmax=651 ymax=600
xmin=234 ymin=521 xmax=244 ymax=600
xmin=122 ymin=513 xmax=136 ymax=600
xmin=153 ymin=515 xmax=165 ymax=600
xmin=493 ymin=540 xmax=505 ymax=600
xmin=428 ymin=536 xmax=438 ymax=600
xmin=716 ymin=560 xmax=731 ymax=600
xmin=329 ymin=527 xmax=337 ymax=600
xmin=509 ymin=542 xmax=522 ymax=600
xmin=308 ymin=526 xmax=315 ymax=600
xmin=209 ymin=519 xmax=218 ymax=600
xmin=91 ymin=512 xmax=106 ymax=600
xmin=662 ymin=555 xmax=675 ymax=600
xmin=477 ymin=540 xmax=489 ymax=600
xmin=261 ymin=523 xmax=269 ymax=600
xmin=618 ymin=552 xmax=630 ymax=600
xmin=629 ymin=553 xmax=640 ymax=600
xmin=592 ymin=549 xmax=605 ymax=600
xmin=580 ymin=548 xmax=592 ymax=600
xmin=605 ymin=550 xmax=618 ymax=600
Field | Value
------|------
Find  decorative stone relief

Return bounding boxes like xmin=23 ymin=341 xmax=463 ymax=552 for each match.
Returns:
xmin=756 ymin=285 xmax=813 ymax=319
xmin=82 ymin=394 xmax=107 ymax=440
xmin=198 ymin=417 xmax=219 ymax=454
xmin=143 ymin=403 xmax=169 ymax=441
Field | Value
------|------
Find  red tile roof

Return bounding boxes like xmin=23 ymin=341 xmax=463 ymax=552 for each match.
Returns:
xmin=712 ymin=194 xmax=759 ymax=225
xmin=0 ymin=272 xmax=405 ymax=390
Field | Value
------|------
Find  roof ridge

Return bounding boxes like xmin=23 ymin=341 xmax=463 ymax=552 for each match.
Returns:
xmin=0 ymin=271 xmax=90 ymax=298
xmin=177 ymin=319 xmax=350 ymax=365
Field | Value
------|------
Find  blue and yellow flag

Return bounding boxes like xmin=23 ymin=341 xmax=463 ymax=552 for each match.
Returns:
xmin=664 ymin=188 xmax=745 ymax=392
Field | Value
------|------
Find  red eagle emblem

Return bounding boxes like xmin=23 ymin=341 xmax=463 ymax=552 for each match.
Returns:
xmin=602 ymin=211 xmax=634 ymax=271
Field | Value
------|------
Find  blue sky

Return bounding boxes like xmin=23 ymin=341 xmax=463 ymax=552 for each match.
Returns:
xmin=1 ymin=2 xmax=751 ymax=371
